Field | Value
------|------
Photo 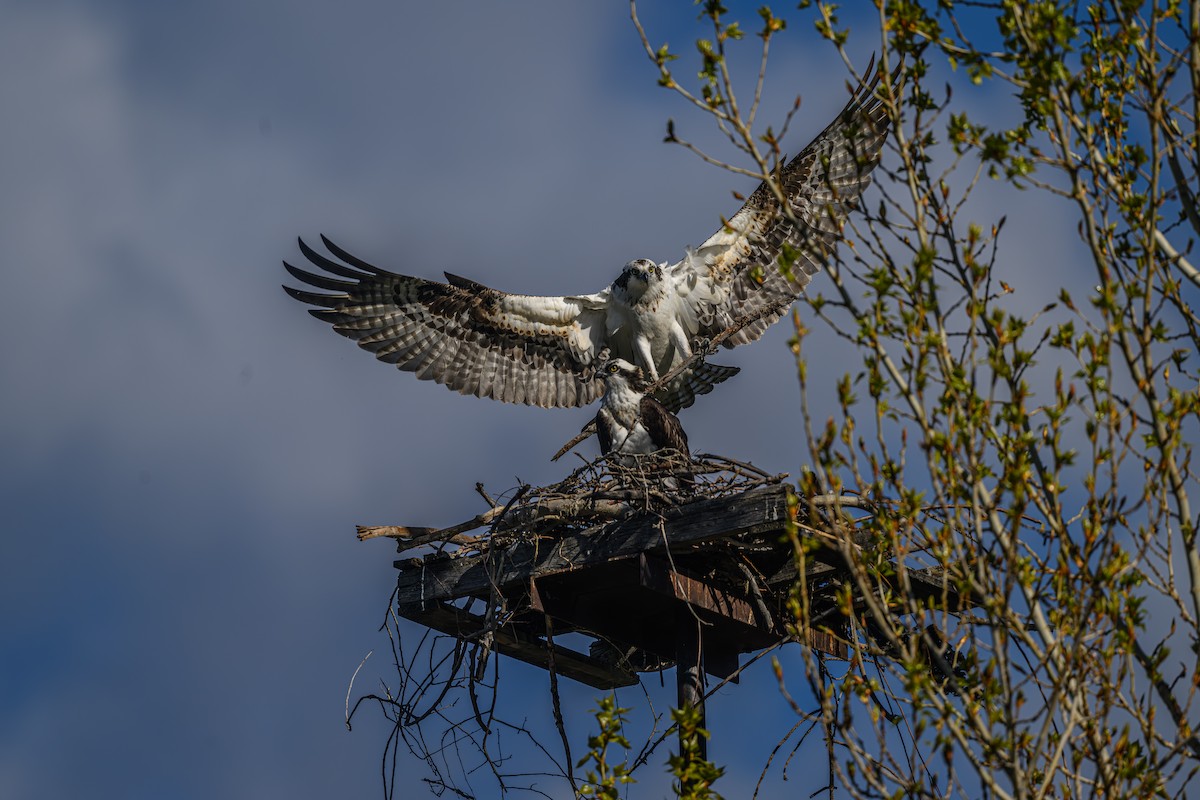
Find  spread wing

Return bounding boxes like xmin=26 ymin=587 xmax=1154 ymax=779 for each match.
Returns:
xmin=283 ymin=236 xmax=610 ymax=408
xmin=670 ymin=61 xmax=892 ymax=346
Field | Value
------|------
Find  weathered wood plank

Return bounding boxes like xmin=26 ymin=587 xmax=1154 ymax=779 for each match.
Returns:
xmin=905 ymin=565 xmax=977 ymax=611
xmin=391 ymin=485 xmax=976 ymax=680
xmin=395 ymin=484 xmax=795 ymax=606
xmin=806 ymin=628 xmax=848 ymax=660
xmin=638 ymin=554 xmax=764 ymax=633
xmin=395 ymin=601 xmax=638 ymax=690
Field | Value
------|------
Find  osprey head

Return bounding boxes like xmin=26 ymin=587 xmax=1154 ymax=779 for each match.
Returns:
xmin=600 ymin=357 xmax=647 ymax=391
xmin=613 ymin=259 xmax=663 ymax=298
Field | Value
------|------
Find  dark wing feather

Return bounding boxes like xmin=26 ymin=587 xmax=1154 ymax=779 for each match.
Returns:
xmin=672 ymin=60 xmax=893 ymax=345
xmin=654 ymin=361 xmax=740 ymax=414
xmin=640 ymin=396 xmax=689 ymax=457
xmin=283 ymin=236 xmax=610 ymax=408
xmin=595 ymin=408 xmax=616 ymax=456
xmin=641 ymin=395 xmax=693 ymax=492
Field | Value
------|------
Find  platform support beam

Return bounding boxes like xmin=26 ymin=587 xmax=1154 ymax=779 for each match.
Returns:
xmin=675 ymin=609 xmax=707 ymax=764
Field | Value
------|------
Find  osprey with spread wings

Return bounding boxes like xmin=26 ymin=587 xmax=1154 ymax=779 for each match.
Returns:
xmin=283 ymin=68 xmax=890 ymax=412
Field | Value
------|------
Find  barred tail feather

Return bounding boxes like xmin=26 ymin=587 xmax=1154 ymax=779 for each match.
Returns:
xmin=654 ymin=362 xmax=740 ymax=412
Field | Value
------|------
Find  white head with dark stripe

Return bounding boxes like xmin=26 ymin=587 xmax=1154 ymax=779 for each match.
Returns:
xmin=594 ymin=355 xmax=692 ymax=484
xmin=612 ymin=259 xmax=664 ymax=304
xmin=600 ymin=357 xmax=648 ymax=395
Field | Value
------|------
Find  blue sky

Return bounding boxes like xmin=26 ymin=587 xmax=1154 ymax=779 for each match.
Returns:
xmin=0 ymin=2 xmax=1083 ymax=797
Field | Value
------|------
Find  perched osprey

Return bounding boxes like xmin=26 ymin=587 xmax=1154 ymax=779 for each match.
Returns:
xmin=283 ymin=66 xmax=890 ymax=411
xmin=595 ymin=358 xmax=690 ymax=462
xmin=595 ymin=358 xmax=692 ymax=490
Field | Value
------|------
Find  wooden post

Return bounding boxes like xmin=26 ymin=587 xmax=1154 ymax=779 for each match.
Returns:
xmin=675 ymin=609 xmax=707 ymax=762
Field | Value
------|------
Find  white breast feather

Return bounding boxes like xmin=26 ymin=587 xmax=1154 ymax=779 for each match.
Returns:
xmin=603 ymin=382 xmax=656 ymax=456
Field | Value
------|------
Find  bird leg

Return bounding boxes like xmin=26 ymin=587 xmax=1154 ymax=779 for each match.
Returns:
xmin=668 ymin=320 xmax=694 ymax=360
xmin=633 ymin=335 xmax=659 ymax=380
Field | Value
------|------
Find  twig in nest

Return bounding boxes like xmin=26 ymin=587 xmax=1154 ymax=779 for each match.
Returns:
xmin=357 ymin=510 xmax=503 ymax=545
xmin=364 ymin=452 xmax=782 ymax=562
xmin=693 ymin=452 xmax=774 ymax=479
xmin=806 ymin=493 xmax=875 ymax=510
xmin=734 ymin=559 xmax=775 ymax=632
xmin=551 ymin=421 xmax=598 ymax=463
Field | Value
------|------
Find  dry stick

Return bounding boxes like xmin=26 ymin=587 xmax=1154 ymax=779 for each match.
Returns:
xmin=474 ymin=482 xmax=496 ymax=507
xmin=365 ymin=451 xmax=782 ymax=560
xmin=472 ymin=485 xmax=534 ymax=682
xmin=357 ymin=495 xmax=632 ymax=547
xmin=807 ymin=493 xmax=876 ymax=510
xmin=543 ymin=615 xmax=578 ymax=795
xmin=734 ymin=558 xmax=775 ymax=631
xmin=356 ymin=509 xmax=504 ymax=543
xmin=692 ymin=452 xmax=774 ymax=479
xmin=753 ymin=717 xmax=819 ymax=800
xmin=355 ymin=482 xmax=530 ymax=544
xmin=551 ymin=298 xmax=793 ymax=461
xmin=344 ymin=650 xmax=373 ymax=731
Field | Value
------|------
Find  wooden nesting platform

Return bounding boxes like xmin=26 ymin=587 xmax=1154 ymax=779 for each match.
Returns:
xmin=392 ymin=484 xmax=975 ymax=690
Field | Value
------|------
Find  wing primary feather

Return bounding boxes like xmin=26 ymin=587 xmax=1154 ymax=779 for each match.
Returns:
xmin=444 ymin=272 xmax=489 ymax=291
xmin=297 ymin=237 xmax=374 ymax=279
xmin=283 ymin=261 xmax=358 ymax=292
xmin=319 ymin=235 xmax=385 ymax=274
xmin=310 ymin=311 xmax=362 ymax=329
xmin=675 ymin=60 xmax=892 ymax=353
xmin=284 ymin=285 xmax=342 ymax=308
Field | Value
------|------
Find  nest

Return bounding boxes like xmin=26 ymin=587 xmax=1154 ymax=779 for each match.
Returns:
xmin=348 ymin=452 xmax=798 ymax=800
xmin=348 ymin=451 xmax=986 ymax=800
xmin=358 ymin=451 xmax=788 ymax=558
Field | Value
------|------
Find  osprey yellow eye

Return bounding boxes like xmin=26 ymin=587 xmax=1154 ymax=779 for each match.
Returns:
xmin=608 ymin=363 xmax=619 ymax=373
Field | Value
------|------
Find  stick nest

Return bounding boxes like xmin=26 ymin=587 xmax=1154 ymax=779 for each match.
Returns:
xmin=357 ymin=451 xmax=787 ymax=558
